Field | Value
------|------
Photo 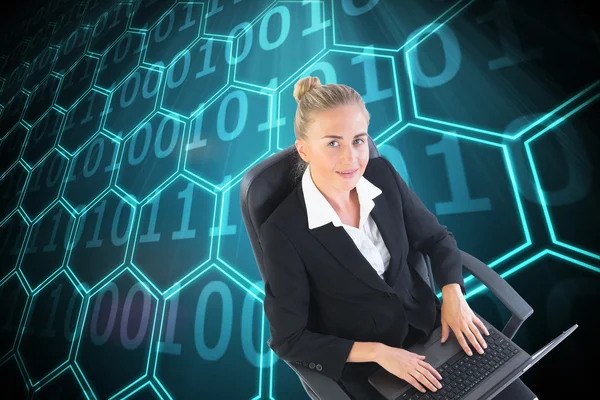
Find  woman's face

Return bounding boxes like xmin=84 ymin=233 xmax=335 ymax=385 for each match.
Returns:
xmin=296 ymin=103 xmax=370 ymax=195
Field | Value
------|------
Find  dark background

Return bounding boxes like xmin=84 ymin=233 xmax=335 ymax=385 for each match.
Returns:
xmin=0 ymin=0 xmax=598 ymax=398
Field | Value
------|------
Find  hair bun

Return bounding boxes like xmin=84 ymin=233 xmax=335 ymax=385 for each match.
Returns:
xmin=293 ymin=76 xmax=321 ymax=103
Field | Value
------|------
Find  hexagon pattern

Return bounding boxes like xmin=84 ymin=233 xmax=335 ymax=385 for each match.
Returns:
xmin=0 ymin=0 xmax=597 ymax=399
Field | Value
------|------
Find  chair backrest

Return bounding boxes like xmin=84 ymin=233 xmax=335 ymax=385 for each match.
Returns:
xmin=239 ymin=137 xmax=435 ymax=290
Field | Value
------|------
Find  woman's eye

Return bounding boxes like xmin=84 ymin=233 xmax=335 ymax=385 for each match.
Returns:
xmin=354 ymin=138 xmax=365 ymax=145
xmin=328 ymin=141 xmax=338 ymax=147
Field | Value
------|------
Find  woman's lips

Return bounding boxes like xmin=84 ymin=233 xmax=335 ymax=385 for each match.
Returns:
xmin=336 ymin=169 xmax=358 ymax=178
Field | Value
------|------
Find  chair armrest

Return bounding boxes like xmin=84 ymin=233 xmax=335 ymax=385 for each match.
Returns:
xmin=460 ymin=250 xmax=533 ymax=340
xmin=284 ymin=360 xmax=351 ymax=400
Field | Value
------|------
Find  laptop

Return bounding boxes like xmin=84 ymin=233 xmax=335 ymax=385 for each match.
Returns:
xmin=368 ymin=313 xmax=578 ymax=400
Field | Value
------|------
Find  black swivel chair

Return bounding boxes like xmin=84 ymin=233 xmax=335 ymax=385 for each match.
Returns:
xmin=240 ymin=136 xmax=538 ymax=399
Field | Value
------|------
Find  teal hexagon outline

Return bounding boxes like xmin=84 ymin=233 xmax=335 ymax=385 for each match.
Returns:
xmin=524 ymin=90 xmax=600 ymax=262
xmin=1 ymin=89 xmax=31 ymax=139
xmin=54 ymin=53 xmax=102 ymax=113
xmin=276 ymin=46 xmax=403 ymax=151
xmin=0 ymin=160 xmax=31 ymax=227
xmin=140 ymin=1 xmax=206 ymax=71
xmin=85 ymin=2 xmax=135 ymax=59
xmin=51 ymin=25 xmax=94 ymax=77
xmin=127 ymin=173 xmax=218 ymax=296
xmin=72 ymin=265 xmax=160 ymax=400
xmin=21 ymin=72 xmax=63 ymax=129
xmin=31 ymin=364 xmax=93 ymax=400
xmin=19 ymin=147 xmax=71 ymax=225
xmin=0 ymin=353 xmax=30 ymax=395
xmin=231 ymin=0 xmax=328 ymax=93
xmin=0 ymin=268 xmax=31 ymax=367
xmin=60 ymin=129 xmax=121 ymax=218
xmin=93 ymin=29 xmax=147 ymax=94
xmin=466 ymin=249 xmax=600 ymax=301
xmin=20 ymin=105 xmax=66 ymax=171
xmin=114 ymin=109 xmax=187 ymax=205
xmin=118 ymin=379 xmax=165 ymax=400
xmin=16 ymin=198 xmax=78 ymax=293
xmin=1 ymin=121 xmax=30 ymax=175
xmin=62 ymin=187 xmax=139 ymax=295
xmin=201 ymin=0 xmax=278 ymax=40
xmin=127 ymin=0 xmax=177 ymax=34
xmin=405 ymin=3 xmax=600 ymax=140
xmin=152 ymin=262 xmax=268 ymax=400
xmin=14 ymin=268 xmax=86 ymax=389
xmin=55 ymin=87 xmax=112 ymax=156
xmin=1 ymin=62 xmax=31 ymax=106
xmin=182 ymin=83 xmax=274 ymax=192
xmin=101 ymin=63 xmax=165 ymax=141
xmin=157 ymin=35 xmax=234 ymax=120
xmin=22 ymin=44 xmax=60 ymax=95
xmin=331 ymin=0 xmax=473 ymax=53
xmin=373 ymin=122 xmax=532 ymax=294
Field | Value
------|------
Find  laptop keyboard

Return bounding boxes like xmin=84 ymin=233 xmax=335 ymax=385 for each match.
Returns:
xmin=399 ymin=329 xmax=519 ymax=400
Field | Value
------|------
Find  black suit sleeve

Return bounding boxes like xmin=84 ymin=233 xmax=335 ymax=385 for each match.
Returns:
xmin=259 ymin=219 xmax=355 ymax=381
xmin=382 ymin=157 xmax=466 ymax=296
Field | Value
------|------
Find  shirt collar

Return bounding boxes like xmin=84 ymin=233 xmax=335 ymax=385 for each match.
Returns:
xmin=302 ymin=163 xmax=382 ymax=230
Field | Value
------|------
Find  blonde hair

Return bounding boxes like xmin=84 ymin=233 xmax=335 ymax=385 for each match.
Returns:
xmin=291 ymin=76 xmax=369 ymax=182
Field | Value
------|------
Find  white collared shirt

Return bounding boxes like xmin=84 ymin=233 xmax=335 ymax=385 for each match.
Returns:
xmin=302 ymin=164 xmax=391 ymax=279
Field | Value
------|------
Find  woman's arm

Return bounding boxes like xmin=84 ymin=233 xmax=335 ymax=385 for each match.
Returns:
xmin=260 ymin=219 xmax=356 ymax=381
xmin=381 ymin=157 xmax=466 ymax=295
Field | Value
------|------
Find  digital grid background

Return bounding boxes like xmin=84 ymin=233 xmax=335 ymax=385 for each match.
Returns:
xmin=0 ymin=0 xmax=598 ymax=398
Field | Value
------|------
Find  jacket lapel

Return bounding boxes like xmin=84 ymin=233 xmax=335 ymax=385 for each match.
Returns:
xmin=370 ymin=192 xmax=404 ymax=286
xmin=298 ymin=183 xmax=402 ymax=295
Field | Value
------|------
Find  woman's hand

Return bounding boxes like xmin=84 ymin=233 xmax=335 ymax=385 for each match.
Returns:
xmin=374 ymin=344 xmax=443 ymax=393
xmin=440 ymin=283 xmax=489 ymax=356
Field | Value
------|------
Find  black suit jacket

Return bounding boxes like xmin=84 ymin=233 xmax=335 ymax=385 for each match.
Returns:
xmin=259 ymin=156 xmax=466 ymax=382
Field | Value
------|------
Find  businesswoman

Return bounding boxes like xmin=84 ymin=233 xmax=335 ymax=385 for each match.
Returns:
xmin=259 ymin=76 xmax=490 ymax=399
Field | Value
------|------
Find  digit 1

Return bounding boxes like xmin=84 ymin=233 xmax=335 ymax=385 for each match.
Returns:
xmin=81 ymin=90 xmax=97 ymax=124
xmin=206 ymin=0 xmax=223 ymax=18
xmin=210 ymin=175 xmax=236 ymax=237
xmin=103 ymin=141 xmax=120 ymax=174
xmin=187 ymin=107 xmax=207 ymax=151
xmin=66 ymin=158 xmax=78 ymax=183
xmin=159 ymin=287 xmax=182 ymax=355
xmin=63 ymin=108 xmax=76 ymax=134
xmin=62 ymin=66 xmax=76 ymax=91
xmin=44 ymin=207 xmax=63 ymax=252
xmin=179 ymin=4 xmax=197 ymax=32
xmin=475 ymin=0 xmax=542 ymax=71
xmin=40 ymin=283 xmax=63 ymax=338
xmin=82 ymin=57 xmax=96 ymax=83
xmin=426 ymin=135 xmax=491 ymax=215
xmin=108 ymin=5 xmax=122 ymax=30
xmin=195 ymin=39 xmax=217 ymax=79
xmin=172 ymin=182 xmax=196 ymax=240
xmin=10 ymin=219 xmax=27 ymax=256
xmin=24 ymin=222 xmax=42 ymax=254
xmin=301 ymin=0 xmax=331 ymax=36
xmin=351 ymin=46 xmax=392 ymax=103
xmin=29 ymin=167 xmax=44 ymax=192
xmin=86 ymin=199 xmax=106 ymax=248
xmin=139 ymin=193 xmax=161 ymax=243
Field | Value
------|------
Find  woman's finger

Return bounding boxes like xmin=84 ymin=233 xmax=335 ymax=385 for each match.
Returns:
xmin=473 ymin=315 xmax=490 ymax=336
xmin=463 ymin=323 xmax=483 ymax=355
xmin=469 ymin=321 xmax=488 ymax=352
xmin=405 ymin=374 xmax=426 ymax=393
xmin=419 ymin=360 xmax=443 ymax=380
xmin=416 ymin=364 xmax=443 ymax=389
xmin=413 ymin=369 xmax=439 ymax=392
xmin=454 ymin=327 xmax=472 ymax=356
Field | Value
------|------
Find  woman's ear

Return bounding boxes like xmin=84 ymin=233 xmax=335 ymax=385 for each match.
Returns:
xmin=295 ymin=139 xmax=310 ymax=163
